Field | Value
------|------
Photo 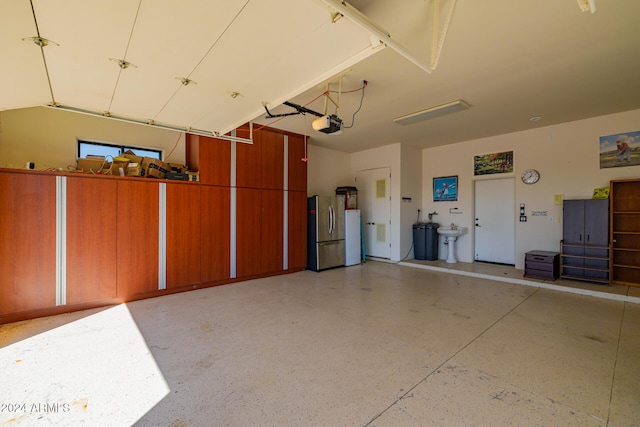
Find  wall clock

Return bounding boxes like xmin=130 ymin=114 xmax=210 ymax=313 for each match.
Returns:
xmin=521 ymin=169 xmax=540 ymax=184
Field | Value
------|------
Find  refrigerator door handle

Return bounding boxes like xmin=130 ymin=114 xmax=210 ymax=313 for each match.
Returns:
xmin=328 ymin=203 xmax=334 ymax=234
xmin=331 ymin=203 xmax=336 ymax=234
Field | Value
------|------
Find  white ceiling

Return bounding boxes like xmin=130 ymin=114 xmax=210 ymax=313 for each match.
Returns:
xmin=1 ymin=0 xmax=381 ymax=138
xmin=2 ymin=1 xmax=640 ymax=153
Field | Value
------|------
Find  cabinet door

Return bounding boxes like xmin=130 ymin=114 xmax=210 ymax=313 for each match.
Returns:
xmin=237 ymin=131 xmax=262 ymax=189
xmin=116 ymin=180 xmax=159 ymax=297
xmin=166 ymin=183 xmax=201 ymax=288
xmin=201 ymin=185 xmax=231 ymax=283
xmin=585 ymin=199 xmax=609 ymax=246
xmin=66 ymin=177 xmax=117 ymax=304
xmin=187 ymin=134 xmax=231 ymax=186
xmin=261 ymin=189 xmax=284 ymax=274
xmin=288 ymin=190 xmax=307 ymax=270
xmin=236 ymin=188 xmax=263 ymax=277
xmin=0 ymin=172 xmax=57 ymax=316
xmin=261 ymin=129 xmax=284 ymax=190
xmin=563 ymin=200 xmax=585 ymax=244
xmin=288 ymin=133 xmax=307 ymax=192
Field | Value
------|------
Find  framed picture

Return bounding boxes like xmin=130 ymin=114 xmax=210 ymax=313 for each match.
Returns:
xmin=433 ymin=175 xmax=458 ymax=202
xmin=474 ymin=150 xmax=514 ymax=176
xmin=599 ymin=130 xmax=639 ymax=168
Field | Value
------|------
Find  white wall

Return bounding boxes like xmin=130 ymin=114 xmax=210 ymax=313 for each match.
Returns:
xmin=422 ymin=108 xmax=640 ymax=269
xmin=0 ymin=106 xmax=186 ymax=169
xmin=400 ymin=144 xmax=423 ymax=259
xmin=306 ymin=143 xmax=352 ymax=197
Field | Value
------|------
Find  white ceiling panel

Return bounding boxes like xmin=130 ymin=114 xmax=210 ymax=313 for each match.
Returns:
xmin=110 ymin=0 xmax=252 ymax=121
xmin=156 ymin=0 xmax=380 ymax=133
xmin=0 ymin=1 xmax=51 ymax=110
xmin=32 ymin=0 xmax=141 ymax=111
xmin=2 ymin=0 xmax=383 ymax=136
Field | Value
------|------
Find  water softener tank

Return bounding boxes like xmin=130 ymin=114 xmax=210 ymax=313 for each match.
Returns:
xmin=424 ymin=222 xmax=439 ymax=261
xmin=413 ymin=223 xmax=428 ymax=260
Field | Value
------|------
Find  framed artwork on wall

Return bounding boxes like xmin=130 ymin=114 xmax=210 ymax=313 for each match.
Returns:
xmin=433 ymin=176 xmax=458 ymax=202
xmin=599 ymin=130 xmax=639 ymax=168
xmin=474 ymin=150 xmax=514 ymax=175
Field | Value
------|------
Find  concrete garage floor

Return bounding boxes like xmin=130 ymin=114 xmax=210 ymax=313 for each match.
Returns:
xmin=1 ymin=261 xmax=639 ymax=426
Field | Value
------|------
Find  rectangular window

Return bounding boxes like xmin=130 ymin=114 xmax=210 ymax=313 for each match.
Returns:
xmin=78 ymin=140 xmax=162 ymax=160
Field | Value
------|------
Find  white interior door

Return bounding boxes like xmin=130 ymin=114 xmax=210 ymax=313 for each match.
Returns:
xmin=474 ymin=178 xmax=515 ymax=265
xmin=356 ymin=168 xmax=391 ymax=259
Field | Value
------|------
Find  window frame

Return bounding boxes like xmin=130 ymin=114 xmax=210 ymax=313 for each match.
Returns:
xmin=77 ymin=139 xmax=163 ymax=161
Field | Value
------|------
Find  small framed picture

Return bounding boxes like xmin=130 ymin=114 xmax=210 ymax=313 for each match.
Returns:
xmin=433 ymin=176 xmax=458 ymax=202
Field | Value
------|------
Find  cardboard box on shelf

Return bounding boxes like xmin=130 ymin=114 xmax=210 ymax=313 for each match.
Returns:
xmin=141 ymin=157 xmax=169 ymax=179
xmin=126 ymin=163 xmax=142 ymax=176
xmin=167 ymin=163 xmax=188 ymax=174
xmin=121 ymin=150 xmax=144 ymax=165
xmin=187 ymin=171 xmax=200 ymax=182
xmin=110 ymin=160 xmax=130 ymax=176
xmin=76 ymin=158 xmax=111 ymax=174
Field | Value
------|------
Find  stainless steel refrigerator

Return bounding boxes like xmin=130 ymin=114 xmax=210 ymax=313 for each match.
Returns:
xmin=307 ymin=195 xmax=345 ymax=271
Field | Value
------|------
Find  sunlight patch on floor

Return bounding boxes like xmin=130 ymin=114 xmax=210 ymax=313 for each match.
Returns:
xmin=0 ymin=304 xmax=169 ymax=425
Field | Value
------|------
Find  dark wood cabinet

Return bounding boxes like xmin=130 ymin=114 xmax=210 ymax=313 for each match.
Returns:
xmin=524 ymin=251 xmax=559 ymax=280
xmin=1 ymin=124 xmax=307 ymax=323
xmin=186 ymin=134 xmax=231 ymax=186
xmin=261 ymin=189 xmax=284 ymax=274
xmin=288 ymin=133 xmax=307 ymax=192
xmin=116 ymin=180 xmax=159 ymax=296
xmin=260 ymin=130 xmax=285 ymax=190
xmin=610 ymin=179 xmax=640 ymax=286
xmin=236 ymin=188 xmax=263 ymax=278
xmin=236 ymin=188 xmax=287 ymax=277
xmin=66 ymin=177 xmax=118 ymax=304
xmin=236 ymin=132 xmax=262 ymax=189
xmin=201 ymin=185 xmax=231 ymax=283
xmin=166 ymin=183 xmax=201 ymax=288
xmin=560 ymin=199 xmax=609 ymax=284
xmin=0 ymin=172 xmax=57 ymax=316
xmin=288 ymin=190 xmax=307 ymax=270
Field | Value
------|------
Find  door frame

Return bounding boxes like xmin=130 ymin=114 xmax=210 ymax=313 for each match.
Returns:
xmin=355 ymin=167 xmax=391 ymax=260
xmin=473 ymin=177 xmax=515 ymax=265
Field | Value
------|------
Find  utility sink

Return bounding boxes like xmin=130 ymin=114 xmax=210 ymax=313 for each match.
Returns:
xmin=437 ymin=225 xmax=467 ymax=237
xmin=437 ymin=225 xmax=467 ymax=263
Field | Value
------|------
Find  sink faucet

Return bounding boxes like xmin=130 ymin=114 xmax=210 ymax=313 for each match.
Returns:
xmin=450 ymin=223 xmax=457 ymax=229
xmin=428 ymin=211 xmax=438 ymax=220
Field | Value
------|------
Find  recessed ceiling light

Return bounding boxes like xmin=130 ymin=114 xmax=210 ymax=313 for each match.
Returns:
xmin=529 ymin=116 xmax=542 ymax=122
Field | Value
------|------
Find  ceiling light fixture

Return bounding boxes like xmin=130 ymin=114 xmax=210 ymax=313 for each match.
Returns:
xmin=576 ymin=0 xmax=596 ymax=13
xmin=109 ymin=58 xmax=137 ymax=69
xmin=22 ymin=37 xmax=59 ymax=47
xmin=393 ymin=99 xmax=470 ymax=125
xmin=529 ymin=116 xmax=542 ymax=122
xmin=176 ymin=77 xmax=196 ymax=86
